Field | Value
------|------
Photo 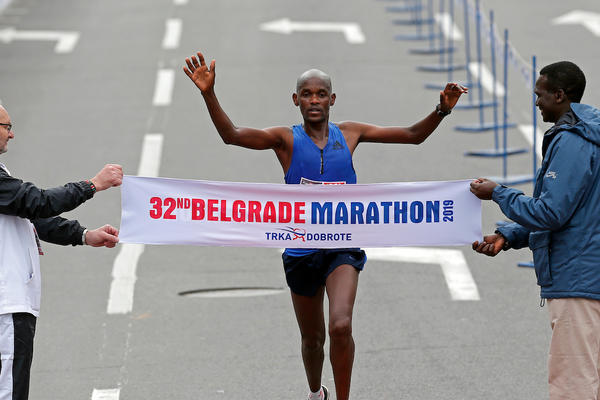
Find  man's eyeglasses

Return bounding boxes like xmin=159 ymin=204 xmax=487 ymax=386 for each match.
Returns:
xmin=0 ymin=123 xmax=12 ymax=132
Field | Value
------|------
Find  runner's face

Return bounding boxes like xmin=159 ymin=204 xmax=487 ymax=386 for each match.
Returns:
xmin=535 ymin=75 xmax=560 ymax=123
xmin=294 ymin=77 xmax=335 ymax=123
xmin=0 ymin=107 xmax=13 ymax=155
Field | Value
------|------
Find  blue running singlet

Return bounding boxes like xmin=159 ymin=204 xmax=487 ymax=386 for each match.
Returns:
xmin=284 ymin=123 xmax=356 ymax=257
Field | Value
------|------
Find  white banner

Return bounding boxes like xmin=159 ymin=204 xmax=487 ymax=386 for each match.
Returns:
xmin=119 ymin=176 xmax=481 ymax=248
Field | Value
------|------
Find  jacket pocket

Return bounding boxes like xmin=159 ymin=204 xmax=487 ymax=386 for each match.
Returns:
xmin=26 ymin=248 xmax=38 ymax=283
xmin=529 ymin=231 xmax=552 ymax=286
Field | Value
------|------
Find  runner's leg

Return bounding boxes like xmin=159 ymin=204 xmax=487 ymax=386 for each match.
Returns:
xmin=291 ymin=287 xmax=326 ymax=393
xmin=326 ymin=264 xmax=359 ymax=400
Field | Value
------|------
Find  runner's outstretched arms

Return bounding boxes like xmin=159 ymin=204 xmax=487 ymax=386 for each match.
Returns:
xmin=183 ymin=51 xmax=468 ymax=158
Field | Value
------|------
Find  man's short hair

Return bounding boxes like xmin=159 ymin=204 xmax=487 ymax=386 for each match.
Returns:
xmin=540 ymin=61 xmax=586 ymax=103
xmin=296 ymin=69 xmax=332 ymax=94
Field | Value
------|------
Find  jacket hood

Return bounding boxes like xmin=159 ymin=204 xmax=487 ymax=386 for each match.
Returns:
xmin=568 ymin=103 xmax=600 ymax=146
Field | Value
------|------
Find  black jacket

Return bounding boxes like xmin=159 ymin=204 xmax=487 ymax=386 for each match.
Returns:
xmin=0 ymin=166 xmax=95 ymax=245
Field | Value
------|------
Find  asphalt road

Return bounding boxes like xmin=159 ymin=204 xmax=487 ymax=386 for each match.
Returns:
xmin=1 ymin=0 xmax=599 ymax=399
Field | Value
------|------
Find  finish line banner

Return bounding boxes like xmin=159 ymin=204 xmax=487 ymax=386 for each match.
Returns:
xmin=119 ymin=176 xmax=481 ymax=248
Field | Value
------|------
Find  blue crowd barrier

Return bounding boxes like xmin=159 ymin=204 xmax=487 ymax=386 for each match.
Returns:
xmin=409 ymin=0 xmax=450 ymax=55
xmin=417 ymin=0 xmax=464 ymax=73
xmin=453 ymin=0 xmax=495 ymax=112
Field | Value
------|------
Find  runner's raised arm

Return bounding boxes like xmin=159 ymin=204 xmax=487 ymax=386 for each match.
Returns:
xmin=339 ymin=83 xmax=468 ymax=152
xmin=183 ymin=52 xmax=291 ymax=153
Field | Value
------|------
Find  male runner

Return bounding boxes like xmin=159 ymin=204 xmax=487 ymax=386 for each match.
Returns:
xmin=184 ymin=51 xmax=466 ymax=400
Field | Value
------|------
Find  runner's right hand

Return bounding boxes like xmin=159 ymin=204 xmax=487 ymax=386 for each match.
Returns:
xmin=183 ymin=51 xmax=216 ymax=94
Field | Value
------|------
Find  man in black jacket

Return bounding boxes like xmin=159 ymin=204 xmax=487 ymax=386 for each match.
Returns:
xmin=0 ymin=104 xmax=122 ymax=400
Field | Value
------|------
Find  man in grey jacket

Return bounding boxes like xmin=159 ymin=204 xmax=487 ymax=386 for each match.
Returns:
xmin=470 ymin=61 xmax=600 ymax=399
xmin=0 ymin=104 xmax=123 ymax=400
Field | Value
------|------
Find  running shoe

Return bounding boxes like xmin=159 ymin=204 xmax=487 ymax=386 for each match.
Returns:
xmin=307 ymin=386 xmax=329 ymax=400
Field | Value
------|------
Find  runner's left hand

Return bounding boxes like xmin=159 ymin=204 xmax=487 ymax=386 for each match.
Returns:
xmin=439 ymin=83 xmax=468 ymax=113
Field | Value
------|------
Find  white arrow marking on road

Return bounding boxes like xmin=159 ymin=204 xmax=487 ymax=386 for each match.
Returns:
xmin=0 ymin=27 xmax=79 ymax=53
xmin=366 ymin=247 xmax=480 ymax=301
xmin=553 ymin=10 xmax=600 ymax=37
xmin=260 ymin=18 xmax=365 ymax=44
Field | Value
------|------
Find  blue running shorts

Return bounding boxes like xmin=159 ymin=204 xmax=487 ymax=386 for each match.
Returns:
xmin=282 ymin=249 xmax=367 ymax=296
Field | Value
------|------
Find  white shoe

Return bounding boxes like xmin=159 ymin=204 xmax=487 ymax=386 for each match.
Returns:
xmin=307 ymin=386 xmax=329 ymax=400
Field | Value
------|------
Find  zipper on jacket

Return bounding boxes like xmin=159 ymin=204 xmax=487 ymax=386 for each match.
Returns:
xmin=320 ymin=149 xmax=324 ymax=174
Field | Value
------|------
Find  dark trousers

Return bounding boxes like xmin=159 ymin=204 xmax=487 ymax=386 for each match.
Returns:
xmin=0 ymin=313 xmax=36 ymax=400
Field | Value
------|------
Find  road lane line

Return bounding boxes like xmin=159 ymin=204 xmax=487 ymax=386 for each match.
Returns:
xmin=107 ymin=244 xmax=144 ymax=314
xmin=136 ymin=133 xmax=163 ymax=177
xmin=468 ymin=61 xmax=505 ymax=97
xmin=107 ymin=134 xmax=163 ymax=315
xmin=518 ymin=124 xmax=543 ymax=160
xmin=435 ymin=13 xmax=463 ymax=40
xmin=152 ymin=69 xmax=174 ymax=106
xmin=91 ymin=388 xmax=120 ymax=400
xmin=162 ymin=18 xmax=182 ymax=49
xmin=366 ymin=247 xmax=480 ymax=301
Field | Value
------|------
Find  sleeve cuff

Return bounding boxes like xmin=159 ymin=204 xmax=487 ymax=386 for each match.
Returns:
xmin=491 ymin=184 xmax=507 ymax=202
xmin=496 ymin=225 xmax=519 ymax=248
xmin=79 ymin=180 xmax=96 ymax=199
xmin=76 ymin=225 xmax=86 ymax=245
xmin=494 ymin=229 xmax=511 ymax=250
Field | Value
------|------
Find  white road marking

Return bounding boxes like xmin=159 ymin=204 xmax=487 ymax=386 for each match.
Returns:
xmin=91 ymin=388 xmax=120 ymax=400
xmin=107 ymin=244 xmax=144 ymax=315
xmin=107 ymin=134 xmax=163 ymax=315
xmin=136 ymin=134 xmax=164 ymax=177
xmin=260 ymin=18 xmax=366 ymax=44
xmin=366 ymin=247 xmax=480 ymax=301
xmin=435 ymin=13 xmax=463 ymax=41
xmin=162 ymin=18 xmax=182 ymax=49
xmin=173 ymin=0 xmax=188 ymax=4
xmin=518 ymin=124 xmax=543 ymax=160
xmin=152 ymin=69 xmax=175 ymax=106
xmin=0 ymin=27 xmax=79 ymax=53
xmin=0 ymin=0 xmax=13 ymax=12
xmin=468 ymin=61 xmax=505 ymax=97
xmin=553 ymin=10 xmax=600 ymax=37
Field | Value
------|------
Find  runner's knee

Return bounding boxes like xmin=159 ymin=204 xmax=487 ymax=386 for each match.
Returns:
xmin=329 ymin=317 xmax=352 ymax=338
xmin=301 ymin=332 xmax=325 ymax=351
